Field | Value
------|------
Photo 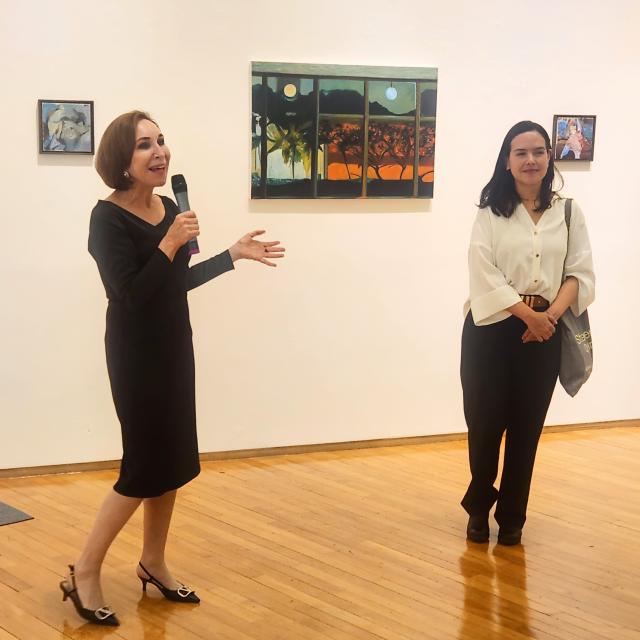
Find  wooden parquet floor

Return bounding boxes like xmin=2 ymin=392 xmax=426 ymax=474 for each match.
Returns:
xmin=0 ymin=426 xmax=638 ymax=639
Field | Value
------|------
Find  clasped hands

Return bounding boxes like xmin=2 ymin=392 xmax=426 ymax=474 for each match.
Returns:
xmin=522 ymin=310 xmax=559 ymax=343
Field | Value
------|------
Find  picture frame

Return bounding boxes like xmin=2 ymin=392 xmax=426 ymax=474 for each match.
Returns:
xmin=552 ymin=115 xmax=596 ymax=162
xmin=38 ymin=100 xmax=95 ymax=154
xmin=251 ymin=62 xmax=438 ymax=199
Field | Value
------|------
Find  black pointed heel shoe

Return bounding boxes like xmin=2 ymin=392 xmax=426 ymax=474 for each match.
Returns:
xmin=466 ymin=515 xmax=490 ymax=543
xmin=497 ymin=527 xmax=522 ymax=546
xmin=138 ymin=562 xmax=200 ymax=603
xmin=59 ymin=564 xmax=119 ymax=626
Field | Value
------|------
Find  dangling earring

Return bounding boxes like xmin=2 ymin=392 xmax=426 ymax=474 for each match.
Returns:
xmin=123 ymin=170 xmax=130 ymax=179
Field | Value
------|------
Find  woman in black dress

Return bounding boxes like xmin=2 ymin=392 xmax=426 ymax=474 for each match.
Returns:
xmin=60 ymin=111 xmax=285 ymax=626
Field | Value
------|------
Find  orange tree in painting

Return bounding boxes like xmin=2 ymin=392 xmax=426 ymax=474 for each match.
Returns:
xmin=419 ymin=126 xmax=436 ymax=181
xmin=366 ymin=124 xmax=404 ymax=179
xmin=367 ymin=122 xmax=435 ymax=180
xmin=318 ymin=121 xmax=363 ymax=180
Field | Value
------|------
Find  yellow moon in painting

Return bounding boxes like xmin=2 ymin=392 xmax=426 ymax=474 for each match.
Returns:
xmin=283 ymin=83 xmax=297 ymax=98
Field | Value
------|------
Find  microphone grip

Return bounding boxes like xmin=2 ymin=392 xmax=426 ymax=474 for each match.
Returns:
xmin=174 ymin=191 xmax=199 ymax=255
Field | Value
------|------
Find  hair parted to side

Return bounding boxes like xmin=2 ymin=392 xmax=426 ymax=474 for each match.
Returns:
xmin=478 ymin=120 xmax=563 ymax=218
xmin=95 ymin=110 xmax=157 ymax=190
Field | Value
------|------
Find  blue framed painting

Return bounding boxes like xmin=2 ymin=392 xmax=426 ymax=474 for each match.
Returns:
xmin=38 ymin=100 xmax=94 ymax=154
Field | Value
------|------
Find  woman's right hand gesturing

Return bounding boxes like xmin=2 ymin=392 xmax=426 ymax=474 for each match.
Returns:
xmin=159 ymin=211 xmax=199 ymax=261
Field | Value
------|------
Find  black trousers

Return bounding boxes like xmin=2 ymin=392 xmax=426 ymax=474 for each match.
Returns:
xmin=460 ymin=312 xmax=560 ymax=529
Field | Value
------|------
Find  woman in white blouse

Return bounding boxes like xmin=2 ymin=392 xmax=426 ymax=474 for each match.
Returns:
xmin=461 ymin=121 xmax=594 ymax=545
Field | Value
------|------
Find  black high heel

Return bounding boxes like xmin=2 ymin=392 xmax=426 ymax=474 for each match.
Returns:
xmin=59 ymin=564 xmax=119 ymax=626
xmin=137 ymin=562 xmax=200 ymax=603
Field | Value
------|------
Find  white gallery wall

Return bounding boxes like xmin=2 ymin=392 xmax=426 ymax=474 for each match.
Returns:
xmin=1 ymin=0 xmax=639 ymax=469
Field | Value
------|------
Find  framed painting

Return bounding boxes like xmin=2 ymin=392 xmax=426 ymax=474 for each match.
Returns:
xmin=552 ymin=115 xmax=596 ymax=162
xmin=251 ymin=62 xmax=437 ymax=199
xmin=38 ymin=100 xmax=94 ymax=154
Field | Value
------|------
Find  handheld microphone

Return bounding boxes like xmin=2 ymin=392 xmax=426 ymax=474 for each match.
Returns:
xmin=171 ymin=174 xmax=200 ymax=256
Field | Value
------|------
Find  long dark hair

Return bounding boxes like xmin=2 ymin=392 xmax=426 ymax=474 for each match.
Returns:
xmin=478 ymin=121 xmax=563 ymax=217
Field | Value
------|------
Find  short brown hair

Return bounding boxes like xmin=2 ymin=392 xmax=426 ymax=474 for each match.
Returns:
xmin=95 ymin=110 xmax=157 ymax=190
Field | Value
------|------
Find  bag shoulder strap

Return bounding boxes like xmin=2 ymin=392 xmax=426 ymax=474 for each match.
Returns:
xmin=564 ymin=197 xmax=573 ymax=229
xmin=562 ymin=198 xmax=573 ymax=278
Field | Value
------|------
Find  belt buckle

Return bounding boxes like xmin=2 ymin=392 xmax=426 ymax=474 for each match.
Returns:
xmin=520 ymin=294 xmax=543 ymax=309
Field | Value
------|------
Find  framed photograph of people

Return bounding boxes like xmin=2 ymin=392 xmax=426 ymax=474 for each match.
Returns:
xmin=38 ymin=100 xmax=95 ymax=154
xmin=552 ymin=115 xmax=596 ymax=162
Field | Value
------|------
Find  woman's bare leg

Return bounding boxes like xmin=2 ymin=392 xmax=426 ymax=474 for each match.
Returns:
xmin=137 ymin=490 xmax=180 ymax=589
xmin=65 ymin=489 xmax=142 ymax=610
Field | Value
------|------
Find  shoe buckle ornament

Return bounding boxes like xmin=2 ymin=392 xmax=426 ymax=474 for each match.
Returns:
xmin=95 ymin=607 xmax=114 ymax=621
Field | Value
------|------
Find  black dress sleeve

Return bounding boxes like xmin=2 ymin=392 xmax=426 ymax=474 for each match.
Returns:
xmin=88 ymin=205 xmax=172 ymax=308
xmin=159 ymin=196 xmax=235 ymax=291
xmin=187 ymin=250 xmax=234 ymax=290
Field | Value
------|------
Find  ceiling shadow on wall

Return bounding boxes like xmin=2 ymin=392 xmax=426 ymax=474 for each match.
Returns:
xmin=36 ymin=153 xmax=94 ymax=168
xmin=248 ymin=198 xmax=433 ymax=215
xmin=556 ymin=161 xmax=592 ymax=173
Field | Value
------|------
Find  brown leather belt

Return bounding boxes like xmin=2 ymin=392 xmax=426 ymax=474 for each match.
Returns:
xmin=521 ymin=294 xmax=549 ymax=309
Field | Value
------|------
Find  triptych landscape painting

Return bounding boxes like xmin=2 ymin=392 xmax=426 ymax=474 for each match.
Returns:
xmin=251 ymin=62 xmax=438 ymax=199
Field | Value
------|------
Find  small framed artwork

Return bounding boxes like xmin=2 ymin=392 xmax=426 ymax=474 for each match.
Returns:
xmin=552 ymin=115 xmax=596 ymax=161
xmin=38 ymin=100 xmax=94 ymax=154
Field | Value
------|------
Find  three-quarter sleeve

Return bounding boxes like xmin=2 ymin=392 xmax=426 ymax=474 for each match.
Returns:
xmin=187 ymin=250 xmax=234 ymax=290
xmin=564 ymin=201 xmax=595 ymax=315
xmin=468 ymin=210 xmax=521 ymax=323
xmin=88 ymin=208 xmax=172 ymax=308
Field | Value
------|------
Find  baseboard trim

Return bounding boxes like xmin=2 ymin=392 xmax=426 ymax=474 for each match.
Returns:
xmin=1 ymin=418 xmax=638 ymax=479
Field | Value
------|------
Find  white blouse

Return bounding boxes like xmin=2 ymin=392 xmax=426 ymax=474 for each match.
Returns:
xmin=464 ymin=197 xmax=595 ymax=326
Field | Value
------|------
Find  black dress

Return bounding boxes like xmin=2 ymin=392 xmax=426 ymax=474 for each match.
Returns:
xmin=88 ymin=196 xmax=234 ymax=498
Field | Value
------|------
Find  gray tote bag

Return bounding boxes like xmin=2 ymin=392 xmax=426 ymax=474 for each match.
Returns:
xmin=559 ymin=199 xmax=593 ymax=397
